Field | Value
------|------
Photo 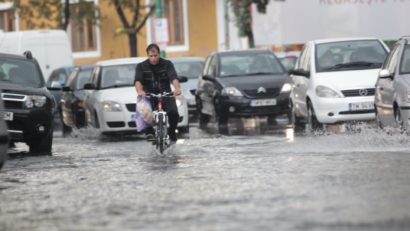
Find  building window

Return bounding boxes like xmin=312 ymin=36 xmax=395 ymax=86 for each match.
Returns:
xmin=69 ymin=1 xmax=97 ymax=52
xmin=0 ymin=10 xmax=14 ymax=32
xmin=162 ymin=0 xmax=184 ymax=46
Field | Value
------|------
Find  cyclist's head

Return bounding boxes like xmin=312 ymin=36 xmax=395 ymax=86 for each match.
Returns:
xmin=146 ymin=43 xmax=160 ymax=65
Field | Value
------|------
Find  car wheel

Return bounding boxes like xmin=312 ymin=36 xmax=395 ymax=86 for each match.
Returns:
xmin=29 ymin=125 xmax=53 ymax=155
xmin=394 ymin=107 xmax=404 ymax=132
xmin=375 ymin=108 xmax=383 ymax=129
xmin=307 ymin=101 xmax=323 ymax=131
xmin=290 ymin=103 xmax=305 ymax=130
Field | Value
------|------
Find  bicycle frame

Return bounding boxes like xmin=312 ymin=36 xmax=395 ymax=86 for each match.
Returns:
xmin=148 ymin=92 xmax=173 ymax=154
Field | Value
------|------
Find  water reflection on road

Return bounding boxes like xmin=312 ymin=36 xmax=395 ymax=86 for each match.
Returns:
xmin=1 ymin=117 xmax=410 ymax=231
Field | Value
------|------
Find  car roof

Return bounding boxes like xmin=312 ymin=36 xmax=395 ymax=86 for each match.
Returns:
xmin=211 ymin=49 xmax=272 ymax=56
xmin=0 ymin=52 xmax=36 ymax=61
xmin=96 ymin=57 xmax=146 ymax=67
xmin=168 ymin=57 xmax=205 ymax=63
xmin=313 ymin=37 xmax=381 ymax=44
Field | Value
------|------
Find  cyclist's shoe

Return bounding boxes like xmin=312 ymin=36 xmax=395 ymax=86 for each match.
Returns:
xmin=146 ymin=133 xmax=155 ymax=142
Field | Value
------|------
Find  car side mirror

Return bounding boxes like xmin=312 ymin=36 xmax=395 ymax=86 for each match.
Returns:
xmin=289 ymin=69 xmax=310 ymax=78
xmin=379 ymin=69 xmax=393 ymax=79
xmin=178 ymin=76 xmax=188 ymax=83
xmin=84 ymin=83 xmax=96 ymax=90
xmin=62 ymin=86 xmax=71 ymax=92
xmin=202 ymin=75 xmax=215 ymax=82
xmin=189 ymin=89 xmax=196 ymax=96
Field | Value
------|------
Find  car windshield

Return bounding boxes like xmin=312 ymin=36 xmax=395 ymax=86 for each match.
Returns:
xmin=316 ymin=40 xmax=388 ymax=72
xmin=76 ymin=69 xmax=93 ymax=89
xmin=0 ymin=57 xmax=43 ymax=87
xmin=100 ymin=64 xmax=136 ymax=89
xmin=219 ymin=52 xmax=285 ymax=77
xmin=174 ymin=61 xmax=204 ymax=79
xmin=400 ymin=45 xmax=410 ymax=74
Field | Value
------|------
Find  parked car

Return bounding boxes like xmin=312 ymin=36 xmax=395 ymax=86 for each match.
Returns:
xmin=375 ymin=36 xmax=410 ymax=131
xmin=195 ymin=49 xmax=292 ymax=127
xmin=290 ymin=37 xmax=389 ymax=131
xmin=0 ymin=51 xmax=55 ymax=154
xmin=83 ymin=58 xmax=189 ymax=135
xmin=0 ymin=96 xmax=9 ymax=169
xmin=169 ymin=57 xmax=205 ymax=120
xmin=60 ymin=64 xmax=94 ymax=136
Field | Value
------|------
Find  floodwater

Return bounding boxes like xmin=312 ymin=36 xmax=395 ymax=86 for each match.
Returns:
xmin=1 ymin=118 xmax=410 ymax=231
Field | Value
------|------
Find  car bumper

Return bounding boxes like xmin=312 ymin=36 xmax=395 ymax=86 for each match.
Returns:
xmin=313 ymin=96 xmax=375 ymax=124
xmin=220 ymin=94 xmax=290 ymax=117
xmin=6 ymin=108 xmax=54 ymax=143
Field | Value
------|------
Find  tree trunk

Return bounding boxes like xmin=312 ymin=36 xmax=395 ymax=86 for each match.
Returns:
xmin=247 ymin=29 xmax=255 ymax=48
xmin=128 ymin=33 xmax=138 ymax=57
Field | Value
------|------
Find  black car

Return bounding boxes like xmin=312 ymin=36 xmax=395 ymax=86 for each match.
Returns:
xmin=60 ymin=64 xmax=94 ymax=136
xmin=0 ymin=96 xmax=9 ymax=169
xmin=0 ymin=52 xmax=55 ymax=154
xmin=195 ymin=49 xmax=292 ymax=127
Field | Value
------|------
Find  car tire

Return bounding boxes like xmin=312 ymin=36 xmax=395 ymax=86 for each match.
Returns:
xmin=29 ymin=126 xmax=53 ymax=155
xmin=290 ymin=104 xmax=305 ymax=130
xmin=307 ymin=100 xmax=323 ymax=131
xmin=394 ymin=107 xmax=404 ymax=132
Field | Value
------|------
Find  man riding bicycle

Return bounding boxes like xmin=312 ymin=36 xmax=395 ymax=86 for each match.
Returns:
xmin=134 ymin=43 xmax=181 ymax=143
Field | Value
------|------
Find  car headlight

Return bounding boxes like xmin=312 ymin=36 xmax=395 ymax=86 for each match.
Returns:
xmin=280 ymin=83 xmax=292 ymax=93
xmin=316 ymin=85 xmax=341 ymax=98
xmin=25 ymin=95 xmax=47 ymax=108
xmin=102 ymin=100 xmax=122 ymax=112
xmin=222 ymin=87 xmax=243 ymax=97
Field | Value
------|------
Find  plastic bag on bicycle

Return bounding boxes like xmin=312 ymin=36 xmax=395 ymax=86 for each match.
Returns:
xmin=135 ymin=96 xmax=153 ymax=132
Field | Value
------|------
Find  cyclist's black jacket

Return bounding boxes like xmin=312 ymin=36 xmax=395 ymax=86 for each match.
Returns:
xmin=134 ymin=58 xmax=178 ymax=94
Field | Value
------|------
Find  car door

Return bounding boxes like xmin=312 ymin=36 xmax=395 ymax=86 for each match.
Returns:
xmin=291 ymin=43 xmax=312 ymax=118
xmin=376 ymin=43 xmax=400 ymax=121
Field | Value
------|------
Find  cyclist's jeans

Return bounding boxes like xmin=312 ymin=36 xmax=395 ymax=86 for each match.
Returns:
xmin=147 ymin=97 xmax=179 ymax=141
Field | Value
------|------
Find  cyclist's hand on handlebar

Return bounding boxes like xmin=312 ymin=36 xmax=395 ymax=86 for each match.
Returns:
xmin=137 ymin=90 xmax=146 ymax=97
xmin=173 ymin=88 xmax=181 ymax=96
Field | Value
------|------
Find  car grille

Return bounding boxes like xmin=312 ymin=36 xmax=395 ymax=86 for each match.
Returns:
xmin=341 ymin=88 xmax=375 ymax=97
xmin=126 ymin=103 xmax=136 ymax=112
xmin=1 ymin=93 xmax=26 ymax=109
xmin=106 ymin=122 xmax=125 ymax=128
xmin=243 ymin=88 xmax=280 ymax=98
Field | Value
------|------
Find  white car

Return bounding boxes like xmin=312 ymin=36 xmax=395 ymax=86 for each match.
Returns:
xmin=83 ymin=57 xmax=189 ymax=135
xmin=290 ymin=37 xmax=390 ymax=130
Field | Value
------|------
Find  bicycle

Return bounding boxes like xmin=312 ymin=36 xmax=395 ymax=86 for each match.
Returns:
xmin=147 ymin=92 xmax=174 ymax=154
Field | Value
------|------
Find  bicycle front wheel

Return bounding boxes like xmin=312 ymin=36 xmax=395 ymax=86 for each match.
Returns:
xmin=157 ymin=113 xmax=165 ymax=154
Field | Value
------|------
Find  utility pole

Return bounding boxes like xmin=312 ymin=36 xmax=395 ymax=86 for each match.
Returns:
xmin=155 ymin=0 xmax=166 ymax=58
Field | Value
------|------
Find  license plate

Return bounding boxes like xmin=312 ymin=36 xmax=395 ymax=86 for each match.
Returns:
xmin=131 ymin=113 xmax=136 ymax=121
xmin=349 ymin=102 xmax=374 ymax=111
xmin=1 ymin=111 xmax=13 ymax=121
xmin=250 ymin=99 xmax=277 ymax=107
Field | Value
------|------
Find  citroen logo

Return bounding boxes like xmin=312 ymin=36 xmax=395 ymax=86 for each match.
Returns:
xmin=359 ymin=88 xmax=368 ymax=96
xmin=257 ymin=87 xmax=267 ymax=94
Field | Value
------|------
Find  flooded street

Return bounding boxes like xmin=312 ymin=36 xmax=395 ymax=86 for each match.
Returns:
xmin=1 ymin=119 xmax=410 ymax=231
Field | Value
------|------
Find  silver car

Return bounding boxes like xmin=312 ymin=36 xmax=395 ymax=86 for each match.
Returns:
xmin=375 ymin=36 xmax=410 ymax=131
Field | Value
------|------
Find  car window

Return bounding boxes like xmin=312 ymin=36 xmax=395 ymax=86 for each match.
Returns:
xmin=399 ymin=45 xmax=410 ymax=74
xmin=219 ymin=52 xmax=285 ymax=77
xmin=315 ymin=40 xmax=388 ymax=72
xmin=76 ymin=69 xmax=93 ymax=90
xmin=385 ymin=44 xmax=400 ymax=74
xmin=100 ymin=64 xmax=137 ymax=89
xmin=173 ymin=61 xmax=204 ymax=79
xmin=0 ymin=57 xmax=43 ymax=88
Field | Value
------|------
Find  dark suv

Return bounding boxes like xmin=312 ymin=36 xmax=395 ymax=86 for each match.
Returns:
xmin=0 ymin=52 xmax=55 ymax=154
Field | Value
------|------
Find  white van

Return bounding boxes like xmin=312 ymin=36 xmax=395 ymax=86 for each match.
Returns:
xmin=0 ymin=29 xmax=73 ymax=81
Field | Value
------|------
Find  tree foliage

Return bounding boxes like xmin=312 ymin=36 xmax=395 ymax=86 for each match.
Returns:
xmin=228 ymin=0 xmax=270 ymax=48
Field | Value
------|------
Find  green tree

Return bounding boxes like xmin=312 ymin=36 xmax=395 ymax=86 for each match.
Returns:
xmin=228 ymin=0 xmax=270 ymax=48
xmin=111 ymin=0 xmax=155 ymax=57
